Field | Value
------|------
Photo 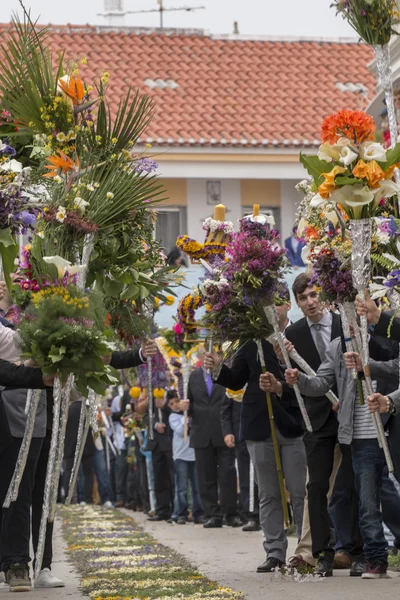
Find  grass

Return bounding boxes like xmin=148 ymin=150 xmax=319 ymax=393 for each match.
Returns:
xmin=60 ymin=505 xmax=244 ymax=600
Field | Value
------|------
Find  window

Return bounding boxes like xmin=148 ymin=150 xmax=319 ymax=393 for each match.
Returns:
xmin=155 ymin=207 xmax=187 ymax=252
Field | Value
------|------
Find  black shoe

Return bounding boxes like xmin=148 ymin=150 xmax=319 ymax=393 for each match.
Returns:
xmin=242 ymin=520 xmax=261 ymax=532
xmin=257 ymin=557 xmax=284 ymax=573
xmin=177 ymin=517 xmax=186 ymax=525
xmin=350 ymin=559 xmax=366 ymax=577
xmin=227 ymin=516 xmax=242 ymax=528
xmin=194 ymin=516 xmax=205 ymax=524
xmin=203 ymin=517 xmax=223 ymax=528
xmin=7 ymin=563 xmax=32 ymax=592
xmin=147 ymin=514 xmax=169 ymax=522
xmin=314 ymin=557 xmax=333 ymax=577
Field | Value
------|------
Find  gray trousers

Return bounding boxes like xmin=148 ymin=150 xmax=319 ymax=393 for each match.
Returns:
xmin=247 ymin=431 xmax=307 ymax=562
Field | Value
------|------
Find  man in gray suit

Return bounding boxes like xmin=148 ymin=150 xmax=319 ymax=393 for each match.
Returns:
xmin=180 ymin=348 xmax=241 ymax=528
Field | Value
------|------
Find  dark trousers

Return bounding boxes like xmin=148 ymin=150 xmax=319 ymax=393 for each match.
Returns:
xmin=93 ymin=447 xmax=112 ymax=504
xmin=329 ymin=444 xmax=363 ymax=558
xmin=63 ymin=455 xmax=93 ymax=503
xmin=236 ymin=440 xmax=259 ymax=522
xmin=0 ymin=436 xmax=43 ymax=571
xmin=152 ymin=445 xmax=174 ymax=518
xmin=136 ymin=441 xmax=150 ymax=512
xmin=115 ymin=449 xmax=128 ymax=502
xmin=304 ymin=433 xmax=337 ymax=560
xmin=195 ymin=443 xmax=237 ymax=519
xmin=175 ymin=459 xmax=203 ymax=519
xmin=32 ymin=429 xmax=54 ymax=571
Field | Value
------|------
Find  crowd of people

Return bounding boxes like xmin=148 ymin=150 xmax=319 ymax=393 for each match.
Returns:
xmin=2 ymin=270 xmax=400 ymax=590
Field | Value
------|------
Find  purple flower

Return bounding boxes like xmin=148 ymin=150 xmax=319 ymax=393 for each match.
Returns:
xmin=133 ymin=157 xmax=158 ymax=174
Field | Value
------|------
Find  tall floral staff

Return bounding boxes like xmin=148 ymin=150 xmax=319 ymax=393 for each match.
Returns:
xmin=333 ymin=0 xmax=400 ymax=208
xmin=301 ymin=109 xmax=398 ymax=471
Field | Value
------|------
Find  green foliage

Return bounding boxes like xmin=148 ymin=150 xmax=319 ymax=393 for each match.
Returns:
xmin=17 ymin=285 xmax=117 ymax=395
xmin=159 ymin=325 xmax=192 ymax=355
xmin=0 ymin=228 xmax=19 ymax=289
xmin=299 ymin=154 xmax=334 ymax=187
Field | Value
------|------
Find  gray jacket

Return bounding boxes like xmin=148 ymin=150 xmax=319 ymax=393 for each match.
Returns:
xmin=1 ymin=388 xmax=47 ymax=438
xmin=297 ymin=338 xmax=382 ymax=445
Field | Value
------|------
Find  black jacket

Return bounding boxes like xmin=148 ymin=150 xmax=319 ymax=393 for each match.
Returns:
xmin=220 ymin=394 xmax=241 ymax=440
xmin=64 ymin=400 xmax=95 ymax=459
xmin=144 ymin=399 xmax=172 ymax=452
xmin=375 ymin=311 xmax=400 ymax=343
xmin=216 ymin=339 xmax=303 ymax=442
xmin=285 ymin=313 xmax=342 ymax=438
xmin=110 ymin=349 xmax=144 ymax=370
xmin=188 ymin=368 xmax=227 ymax=448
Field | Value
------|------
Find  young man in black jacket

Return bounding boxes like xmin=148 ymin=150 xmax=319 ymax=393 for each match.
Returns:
xmin=204 ymin=337 xmax=306 ymax=573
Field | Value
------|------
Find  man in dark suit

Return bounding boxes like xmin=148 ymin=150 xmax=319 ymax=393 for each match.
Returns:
xmin=180 ymin=348 xmax=241 ymax=529
xmin=143 ymin=391 xmax=175 ymax=522
xmin=220 ymin=391 xmax=260 ymax=531
xmin=282 ymin=273 xmax=362 ymax=577
xmin=204 ymin=336 xmax=306 ymax=572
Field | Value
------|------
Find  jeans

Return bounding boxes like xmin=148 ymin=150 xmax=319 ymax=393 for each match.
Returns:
xmin=351 ymin=439 xmax=388 ymax=567
xmin=93 ymin=448 xmax=113 ymax=504
xmin=175 ymin=459 xmax=204 ymax=519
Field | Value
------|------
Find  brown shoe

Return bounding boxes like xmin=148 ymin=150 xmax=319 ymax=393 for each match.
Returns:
xmin=286 ymin=555 xmax=314 ymax=571
xmin=115 ymin=500 xmax=125 ymax=508
xmin=333 ymin=551 xmax=352 ymax=569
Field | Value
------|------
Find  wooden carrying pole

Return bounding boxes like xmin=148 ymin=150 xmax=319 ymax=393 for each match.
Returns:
xmin=256 ymin=340 xmax=289 ymax=525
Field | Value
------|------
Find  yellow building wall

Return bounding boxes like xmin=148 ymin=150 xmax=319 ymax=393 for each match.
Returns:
xmin=240 ymin=180 xmax=281 ymax=207
xmin=158 ymin=179 xmax=187 ymax=206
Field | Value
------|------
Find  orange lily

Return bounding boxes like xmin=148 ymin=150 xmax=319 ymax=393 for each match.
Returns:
xmin=43 ymin=151 xmax=80 ymax=178
xmin=58 ymin=75 xmax=85 ymax=106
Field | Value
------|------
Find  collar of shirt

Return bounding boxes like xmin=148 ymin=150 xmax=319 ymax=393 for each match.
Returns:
xmin=307 ymin=310 xmax=333 ymax=331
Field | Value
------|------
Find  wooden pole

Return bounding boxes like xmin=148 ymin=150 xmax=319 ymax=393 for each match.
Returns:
xmin=256 ymin=340 xmax=289 ymax=525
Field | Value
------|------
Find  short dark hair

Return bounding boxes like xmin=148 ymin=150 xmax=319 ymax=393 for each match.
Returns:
xmin=292 ymin=273 xmax=312 ymax=300
xmin=166 ymin=390 xmax=179 ymax=401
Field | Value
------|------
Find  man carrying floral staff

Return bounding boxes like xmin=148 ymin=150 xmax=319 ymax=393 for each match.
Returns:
xmin=204 ymin=336 xmax=306 ymax=573
xmin=277 ymin=273 xmax=364 ymax=577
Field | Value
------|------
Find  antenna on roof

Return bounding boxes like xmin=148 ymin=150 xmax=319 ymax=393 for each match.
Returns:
xmin=99 ymin=0 xmax=205 ymax=29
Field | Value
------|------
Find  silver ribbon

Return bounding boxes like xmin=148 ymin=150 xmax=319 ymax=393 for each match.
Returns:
xmin=87 ymin=388 xmax=99 ymax=436
xmin=373 ymin=44 xmax=400 ymax=210
xmin=34 ymin=375 xmax=62 ymax=580
xmin=288 ymin=347 xmax=339 ymax=406
xmin=3 ymin=389 xmax=42 ymax=507
xmin=76 ymin=233 xmax=95 ymax=292
xmin=147 ymin=356 xmax=154 ymax=440
xmin=206 ymin=333 xmax=214 ymax=375
xmin=65 ymin=398 xmax=87 ymax=505
xmin=351 ymin=219 xmax=394 ymax=472
xmin=264 ymin=305 xmax=312 ymax=432
xmin=48 ymin=374 xmax=73 ymax=522
xmin=182 ymin=352 xmax=190 ymax=442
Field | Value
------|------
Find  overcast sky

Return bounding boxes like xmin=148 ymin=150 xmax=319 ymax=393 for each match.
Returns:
xmin=1 ymin=0 xmax=355 ymax=38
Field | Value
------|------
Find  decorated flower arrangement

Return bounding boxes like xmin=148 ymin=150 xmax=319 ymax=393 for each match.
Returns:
xmin=300 ymin=110 xmax=400 ymax=220
xmin=160 ymin=321 xmax=192 ymax=355
xmin=17 ymin=281 xmax=116 ymax=395
xmin=177 ymin=293 xmax=204 ymax=333
xmin=332 ymin=0 xmax=400 ymax=46
xmin=310 ymin=249 xmax=357 ymax=304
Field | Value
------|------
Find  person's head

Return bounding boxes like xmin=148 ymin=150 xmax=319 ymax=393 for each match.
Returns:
xmin=167 ymin=247 xmax=182 ymax=267
xmin=292 ymin=273 xmax=324 ymax=322
xmin=292 ymin=225 xmax=298 ymax=238
xmin=274 ymin=283 xmax=291 ymax=330
xmin=167 ymin=389 xmax=180 ymax=412
xmin=197 ymin=345 xmax=206 ymax=365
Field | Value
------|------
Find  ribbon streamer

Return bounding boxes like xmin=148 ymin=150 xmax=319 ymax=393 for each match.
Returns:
xmin=264 ymin=305 xmax=312 ymax=432
xmin=147 ymin=356 xmax=154 ymax=440
xmin=65 ymin=400 xmax=88 ymax=505
xmin=181 ymin=352 xmax=190 ymax=442
xmin=351 ymin=219 xmax=393 ymax=472
xmin=3 ymin=389 xmax=42 ymax=507
xmin=34 ymin=375 xmax=62 ymax=580
xmin=249 ymin=460 xmax=255 ymax=514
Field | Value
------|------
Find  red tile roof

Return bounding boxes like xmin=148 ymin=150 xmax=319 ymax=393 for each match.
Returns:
xmin=0 ymin=24 xmax=376 ymax=148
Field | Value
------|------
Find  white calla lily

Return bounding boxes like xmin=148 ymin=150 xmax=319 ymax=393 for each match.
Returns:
xmin=332 ymin=184 xmax=374 ymax=208
xmin=0 ymin=158 xmax=23 ymax=173
xmin=309 ymin=193 xmax=326 ymax=208
xmin=338 ymin=145 xmax=359 ymax=166
xmin=373 ymin=179 xmax=400 ymax=206
xmin=317 ymin=143 xmax=340 ymax=162
xmin=325 ymin=210 xmax=338 ymax=226
xmin=301 ymin=245 xmax=311 ymax=265
xmin=43 ymin=255 xmax=87 ymax=278
xmin=297 ymin=217 xmax=308 ymax=237
xmin=359 ymin=141 xmax=387 ymax=162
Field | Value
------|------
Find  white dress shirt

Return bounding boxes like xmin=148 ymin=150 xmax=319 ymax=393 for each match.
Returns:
xmin=307 ymin=311 xmax=333 ymax=355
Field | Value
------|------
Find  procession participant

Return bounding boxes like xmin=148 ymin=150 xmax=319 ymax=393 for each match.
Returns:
xmin=281 ymin=337 xmax=400 ymax=579
xmin=280 ymin=273 xmax=363 ymax=576
xmin=182 ymin=347 xmax=242 ymax=530
xmin=204 ymin=326 xmax=306 ymax=572
xmin=168 ymin=390 xmax=204 ymax=524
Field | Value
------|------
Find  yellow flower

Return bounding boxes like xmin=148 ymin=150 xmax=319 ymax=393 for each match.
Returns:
xmin=80 ymin=57 xmax=88 ymax=65
xmin=352 ymin=159 xmax=369 ymax=180
xmin=145 ymin=143 xmax=152 ymax=149
xmin=107 ymin=192 xmax=114 ymax=199
xmin=111 ymin=137 xmax=118 ymax=144
xmin=318 ymin=166 xmax=347 ymax=199
xmin=164 ymin=295 xmax=175 ymax=306
xmin=153 ymin=388 xmax=165 ymax=400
